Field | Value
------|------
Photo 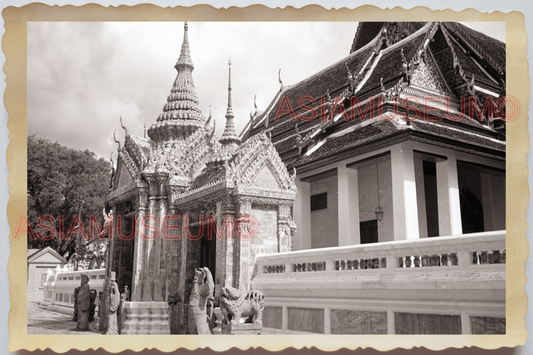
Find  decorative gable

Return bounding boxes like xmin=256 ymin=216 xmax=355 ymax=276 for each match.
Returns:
xmin=410 ymin=51 xmax=453 ymax=95
xmin=235 ymin=135 xmax=296 ymax=192
xmin=116 ymin=161 xmax=134 ymax=189
xmin=251 ymin=164 xmax=281 ymax=190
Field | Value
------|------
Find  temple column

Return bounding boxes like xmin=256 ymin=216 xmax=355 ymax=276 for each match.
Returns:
xmin=142 ymin=172 xmax=158 ymax=301
xmin=154 ymin=172 xmax=169 ymax=302
xmin=218 ymin=196 xmax=236 ymax=290
xmin=338 ymin=165 xmax=360 ymax=245
xmin=234 ymin=197 xmax=252 ymax=292
xmin=99 ymin=204 xmax=117 ymax=331
xmin=293 ymin=178 xmax=311 ymax=250
xmin=390 ymin=143 xmax=420 ymax=240
xmin=436 ymin=152 xmax=463 ymax=236
xmin=277 ymin=203 xmax=293 ymax=252
xmin=131 ymin=186 xmax=148 ymax=302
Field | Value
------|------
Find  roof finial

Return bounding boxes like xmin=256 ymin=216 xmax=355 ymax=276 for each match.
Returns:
xmin=143 ymin=123 xmax=147 ymax=138
xmin=175 ymin=21 xmax=194 ymax=70
xmin=113 ymin=129 xmax=121 ymax=151
xmin=220 ymin=59 xmax=240 ymax=147
xmin=226 ymin=58 xmax=234 ymax=117
xmin=120 ymin=115 xmax=129 ymax=135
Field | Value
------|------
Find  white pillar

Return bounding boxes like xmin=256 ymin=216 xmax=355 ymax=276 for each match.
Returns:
xmin=282 ymin=305 xmax=288 ymax=331
xmin=436 ymin=153 xmax=463 ymax=236
xmin=414 ymin=157 xmax=428 ymax=238
xmin=324 ymin=307 xmax=331 ymax=334
xmin=338 ymin=165 xmax=360 ymax=245
xmin=387 ymin=309 xmax=395 ymax=334
xmin=390 ymin=143 xmax=420 ymax=240
xmin=294 ymin=178 xmax=311 ymax=250
xmin=461 ymin=312 xmax=472 ymax=334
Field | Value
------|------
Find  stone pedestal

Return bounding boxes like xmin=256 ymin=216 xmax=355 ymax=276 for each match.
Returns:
xmin=221 ymin=323 xmax=262 ymax=335
xmin=212 ymin=308 xmax=223 ymax=335
xmin=121 ymin=302 xmax=170 ymax=335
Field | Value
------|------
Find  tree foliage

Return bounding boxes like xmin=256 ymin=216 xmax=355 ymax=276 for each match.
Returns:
xmin=27 ymin=135 xmax=112 ymax=270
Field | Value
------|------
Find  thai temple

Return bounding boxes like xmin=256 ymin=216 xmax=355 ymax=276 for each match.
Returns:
xmin=106 ymin=22 xmax=506 ymax=335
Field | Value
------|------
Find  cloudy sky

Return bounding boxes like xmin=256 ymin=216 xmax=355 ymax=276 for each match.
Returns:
xmin=27 ymin=21 xmax=505 ymax=159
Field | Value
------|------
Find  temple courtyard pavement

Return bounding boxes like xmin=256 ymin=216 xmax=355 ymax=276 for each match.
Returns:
xmin=27 ymin=301 xmax=101 ymax=335
xmin=27 ymin=302 xmax=284 ymax=335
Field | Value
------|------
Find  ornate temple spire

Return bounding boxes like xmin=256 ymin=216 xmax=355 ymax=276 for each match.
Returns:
xmin=175 ymin=22 xmax=194 ymax=70
xmin=148 ymin=22 xmax=204 ymax=142
xmin=220 ymin=59 xmax=241 ymax=147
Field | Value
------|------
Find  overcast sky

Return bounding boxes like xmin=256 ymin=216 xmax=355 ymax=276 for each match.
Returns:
xmin=27 ymin=21 xmax=505 ymax=160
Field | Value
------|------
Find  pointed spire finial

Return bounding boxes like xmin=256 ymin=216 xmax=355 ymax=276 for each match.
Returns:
xmin=226 ymin=58 xmax=234 ymax=115
xmin=220 ymin=59 xmax=240 ymax=147
xmin=175 ymin=21 xmax=194 ymax=70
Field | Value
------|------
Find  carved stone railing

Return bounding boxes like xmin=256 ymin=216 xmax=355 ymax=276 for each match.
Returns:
xmin=254 ymin=231 xmax=505 ymax=335
xmin=256 ymin=231 xmax=505 ymax=275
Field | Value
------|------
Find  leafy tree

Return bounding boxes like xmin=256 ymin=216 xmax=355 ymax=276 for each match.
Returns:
xmin=27 ymin=135 xmax=112 ymax=270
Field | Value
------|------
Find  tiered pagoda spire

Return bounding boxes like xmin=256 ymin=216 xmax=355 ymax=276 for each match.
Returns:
xmin=219 ymin=59 xmax=241 ymax=147
xmin=147 ymin=22 xmax=204 ymax=142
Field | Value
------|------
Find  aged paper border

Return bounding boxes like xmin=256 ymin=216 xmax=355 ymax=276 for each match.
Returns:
xmin=5 ymin=4 xmax=529 ymax=353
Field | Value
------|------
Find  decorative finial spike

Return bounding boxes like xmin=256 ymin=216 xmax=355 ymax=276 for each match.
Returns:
xmin=113 ymin=129 xmax=121 ymax=151
xmin=119 ymin=115 xmax=128 ymax=135
xmin=220 ymin=60 xmax=240 ymax=146
xmin=176 ymin=22 xmax=194 ymax=70
xmin=278 ymin=68 xmax=283 ymax=85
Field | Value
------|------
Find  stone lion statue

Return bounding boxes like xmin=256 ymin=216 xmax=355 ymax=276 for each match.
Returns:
xmin=219 ymin=286 xmax=265 ymax=326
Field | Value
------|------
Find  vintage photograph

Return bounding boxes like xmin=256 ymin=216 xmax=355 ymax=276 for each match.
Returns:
xmin=24 ymin=20 xmax=509 ymax=338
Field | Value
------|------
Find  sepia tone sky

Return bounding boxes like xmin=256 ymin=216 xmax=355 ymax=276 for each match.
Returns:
xmin=27 ymin=21 xmax=505 ymax=160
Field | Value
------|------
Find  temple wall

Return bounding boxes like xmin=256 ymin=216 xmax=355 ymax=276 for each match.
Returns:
xmin=249 ymin=204 xmax=278 ymax=284
xmin=310 ymin=175 xmax=338 ymax=248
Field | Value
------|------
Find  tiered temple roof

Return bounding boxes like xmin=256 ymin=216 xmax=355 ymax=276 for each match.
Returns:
xmin=242 ymin=22 xmax=506 ymax=174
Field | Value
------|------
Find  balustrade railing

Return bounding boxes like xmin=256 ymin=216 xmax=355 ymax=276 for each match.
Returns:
xmin=257 ymin=231 xmax=505 ymax=275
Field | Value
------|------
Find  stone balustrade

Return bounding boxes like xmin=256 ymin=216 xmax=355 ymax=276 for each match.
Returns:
xmin=257 ymin=230 xmax=505 ymax=275
xmin=252 ymin=231 xmax=506 ymax=335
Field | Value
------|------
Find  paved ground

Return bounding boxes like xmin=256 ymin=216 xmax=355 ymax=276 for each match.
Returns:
xmin=28 ymin=301 xmax=282 ymax=335
xmin=27 ymin=302 xmax=101 ymax=335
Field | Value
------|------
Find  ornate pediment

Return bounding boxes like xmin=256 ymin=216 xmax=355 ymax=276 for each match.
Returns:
xmin=234 ymin=134 xmax=297 ymax=193
xmin=250 ymin=164 xmax=281 ymax=190
xmin=410 ymin=51 xmax=453 ymax=95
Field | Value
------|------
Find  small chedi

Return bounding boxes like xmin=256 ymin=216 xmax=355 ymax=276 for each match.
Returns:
xmin=220 ymin=286 xmax=265 ymax=332
xmin=188 ymin=267 xmax=215 ymax=335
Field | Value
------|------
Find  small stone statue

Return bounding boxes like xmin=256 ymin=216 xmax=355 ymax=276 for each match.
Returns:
xmin=73 ymin=286 xmax=80 ymax=321
xmin=75 ymin=275 xmax=91 ymax=331
xmin=121 ymin=285 xmax=130 ymax=302
xmin=105 ymin=272 xmax=121 ymax=335
xmin=188 ymin=267 xmax=214 ymax=334
xmin=89 ymin=289 xmax=97 ymax=322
